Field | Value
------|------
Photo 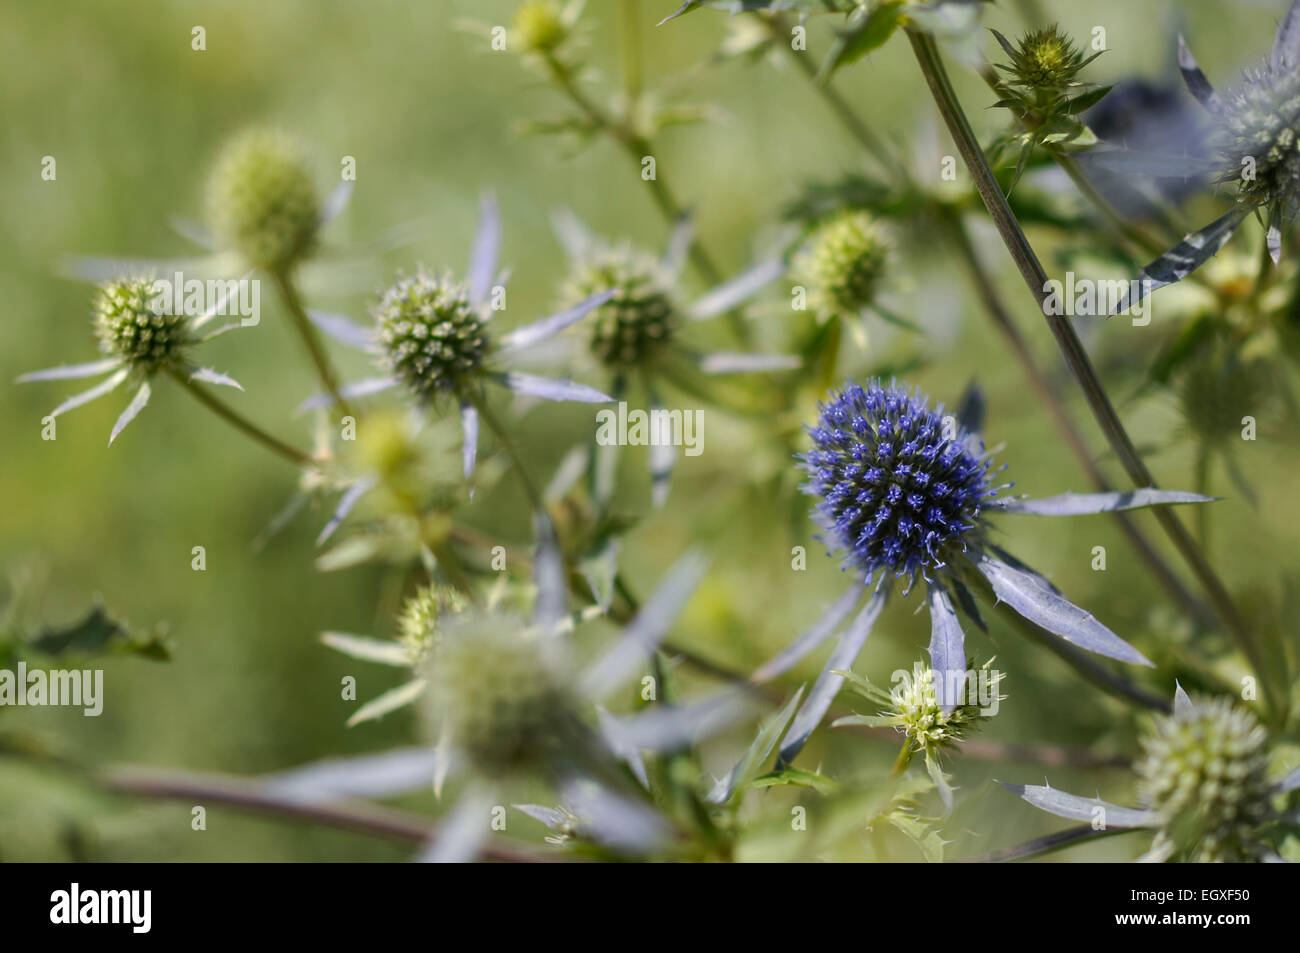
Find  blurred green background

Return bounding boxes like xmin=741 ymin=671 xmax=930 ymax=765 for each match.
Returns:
xmin=1 ymin=0 xmax=1295 ymax=861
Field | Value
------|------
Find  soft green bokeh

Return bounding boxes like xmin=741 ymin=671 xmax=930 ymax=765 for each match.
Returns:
xmin=1 ymin=0 xmax=1293 ymax=861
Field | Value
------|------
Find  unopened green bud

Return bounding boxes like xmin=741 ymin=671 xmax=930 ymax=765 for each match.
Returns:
xmin=209 ymin=130 xmax=321 ymax=273
xmin=563 ymin=245 xmax=676 ymax=369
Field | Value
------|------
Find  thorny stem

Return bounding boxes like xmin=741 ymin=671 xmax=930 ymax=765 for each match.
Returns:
xmin=539 ymin=51 xmax=751 ymax=345
xmin=97 ymin=765 xmax=551 ymax=862
xmin=168 ymin=368 xmax=315 ymax=467
xmin=272 ymin=270 xmax=356 ymax=420
xmin=907 ymin=30 xmax=1276 ymax=717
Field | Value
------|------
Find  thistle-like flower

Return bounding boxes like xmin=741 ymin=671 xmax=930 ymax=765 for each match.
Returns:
xmin=755 ymin=379 xmax=1213 ymax=766
xmin=511 ymin=0 xmax=571 ymax=55
xmin=1006 ymin=685 xmax=1298 ymax=862
xmin=793 ymin=210 xmax=890 ymax=321
xmin=552 ymin=210 xmax=796 ymax=506
xmin=833 ymin=659 xmax=1004 ymax=810
xmin=993 ymin=26 xmax=1100 ymax=92
xmin=17 ymin=276 xmax=247 ymax=445
xmin=297 ymin=196 xmax=616 ymax=483
xmin=1121 ymin=1 xmax=1300 ymax=307
xmin=208 ymin=129 xmax=322 ymax=274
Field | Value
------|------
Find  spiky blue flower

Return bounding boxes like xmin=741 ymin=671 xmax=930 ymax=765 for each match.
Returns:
xmin=802 ymin=381 xmax=1000 ymax=582
xmin=758 ymin=379 xmax=1215 ymax=770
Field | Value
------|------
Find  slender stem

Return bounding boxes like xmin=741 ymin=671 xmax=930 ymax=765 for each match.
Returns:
xmin=466 ymin=390 xmax=545 ymax=512
xmin=944 ymin=212 xmax=1215 ymax=628
xmin=959 ymin=824 xmax=1143 ymax=864
xmin=169 ymin=368 xmax=314 ymax=467
xmin=890 ymin=740 xmax=914 ymax=776
xmin=907 ymin=30 xmax=1275 ymax=715
xmin=97 ymin=765 xmax=550 ymax=862
xmin=539 ymin=51 xmax=751 ymax=344
xmin=620 ymin=0 xmax=644 ymax=108
xmin=1194 ymin=443 xmax=1212 ymax=551
xmin=763 ymin=12 xmax=910 ymax=184
xmin=272 ymin=270 xmax=355 ymax=419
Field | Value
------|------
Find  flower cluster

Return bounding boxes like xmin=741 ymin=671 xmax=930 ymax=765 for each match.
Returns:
xmin=374 ymin=272 xmax=490 ymax=401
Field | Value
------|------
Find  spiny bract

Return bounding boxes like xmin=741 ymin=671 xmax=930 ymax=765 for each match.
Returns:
xmin=426 ymin=613 xmax=578 ymax=778
xmin=209 ymin=129 xmax=321 ymax=273
xmin=93 ymin=277 xmax=190 ymax=372
xmin=1136 ymin=694 xmax=1272 ymax=862
xmin=374 ymin=271 xmax=489 ymax=400
xmin=999 ymin=26 xmax=1096 ymax=90
xmin=802 ymin=381 xmax=999 ymax=580
xmin=563 ymin=246 xmax=676 ymax=369
xmin=512 ymin=0 xmax=568 ymax=54
xmin=1216 ymin=65 xmax=1300 ymax=216
xmin=796 ymin=211 xmax=889 ymax=318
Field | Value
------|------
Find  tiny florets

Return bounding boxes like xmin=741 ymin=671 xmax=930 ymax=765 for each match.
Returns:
xmin=92 ymin=277 xmax=190 ymax=372
xmin=795 ymin=211 xmax=889 ymax=317
xmin=425 ymin=612 xmax=579 ymax=777
xmin=1136 ymin=695 xmax=1272 ymax=862
xmin=1215 ymin=65 xmax=1300 ymax=215
xmin=396 ymin=585 xmax=466 ymax=663
xmin=209 ymin=129 xmax=321 ymax=273
xmin=562 ymin=245 xmax=676 ymax=368
xmin=374 ymin=271 xmax=489 ymax=400
xmin=883 ymin=662 xmax=999 ymax=755
xmin=512 ymin=0 xmax=568 ymax=54
xmin=802 ymin=381 xmax=999 ymax=580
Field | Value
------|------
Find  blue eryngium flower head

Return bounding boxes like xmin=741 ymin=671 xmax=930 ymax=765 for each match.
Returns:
xmin=802 ymin=380 xmax=1001 ymax=583
xmin=762 ymin=380 xmax=1215 ymax=771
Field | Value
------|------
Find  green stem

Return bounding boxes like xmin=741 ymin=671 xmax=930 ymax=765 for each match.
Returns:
xmin=1194 ymin=443 xmax=1212 ymax=551
xmin=272 ymin=270 xmax=355 ymax=419
xmin=891 ymin=740 xmax=915 ymax=776
xmin=465 ymin=390 xmax=545 ymax=512
xmin=907 ymin=29 xmax=1275 ymax=716
xmin=763 ymin=12 xmax=910 ymax=185
xmin=943 ymin=211 xmax=1214 ymax=629
xmin=169 ymin=369 xmax=314 ymax=467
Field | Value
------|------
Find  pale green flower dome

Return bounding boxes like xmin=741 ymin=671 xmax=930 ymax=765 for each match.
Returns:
xmin=93 ymin=277 xmax=190 ymax=372
xmin=396 ymin=585 xmax=466 ymax=663
xmin=563 ymin=245 xmax=677 ymax=369
xmin=373 ymin=271 xmax=489 ymax=400
xmin=426 ymin=613 xmax=580 ymax=777
xmin=209 ymin=129 xmax=321 ymax=273
xmin=1136 ymin=695 xmax=1272 ymax=862
xmin=512 ymin=0 xmax=568 ymax=54
xmin=797 ymin=211 xmax=889 ymax=317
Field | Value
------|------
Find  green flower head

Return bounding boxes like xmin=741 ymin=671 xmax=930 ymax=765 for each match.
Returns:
xmin=1136 ymin=694 xmax=1272 ymax=862
xmin=512 ymin=0 xmax=568 ymax=54
xmin=209 ymin=129 xmax=321 ymax=273
xmin=396 ymin=584 xmax=466 ymax=663
xmin=93 ymin=277 xmax=191 ymax=372
xmin=795 ymin=210 xmax=889 ymax=318
xmin=1178 ymin=350 xmax=1267 ymax=447
xmin=425 ymin=612 xmax=580 ymax=778
xmin=995 ymin=26 xmax=1099 ymax=91
xmin=562 ymin=245 xmax=677 ymax=369
xmin=373 ymin=270 xmax=490 ymax=400
xmin=877 ymin=661 xmax=1000 ymax=757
